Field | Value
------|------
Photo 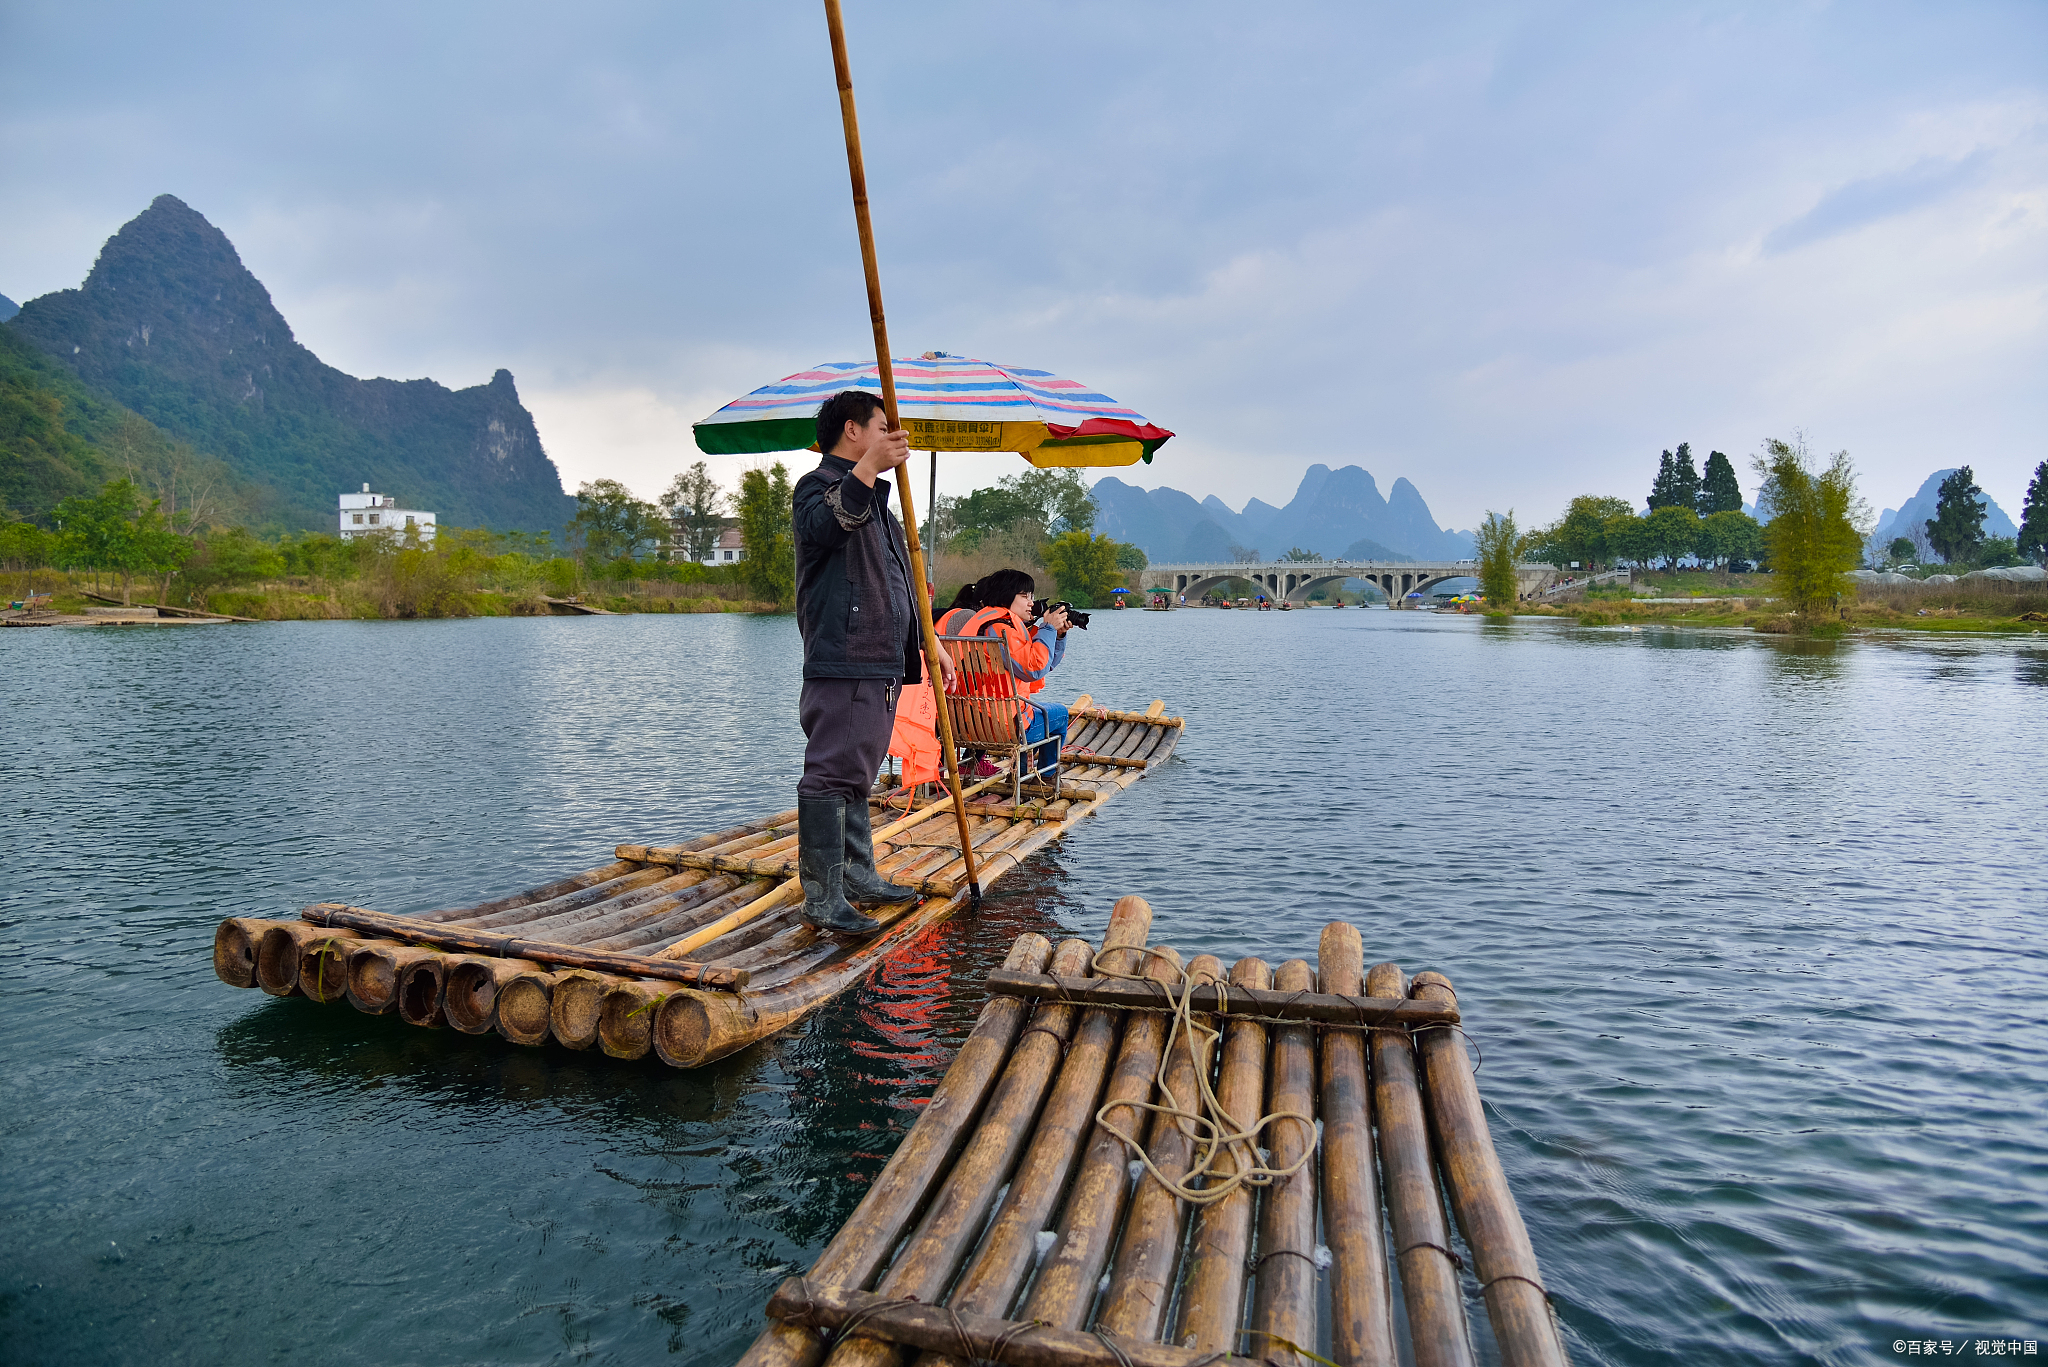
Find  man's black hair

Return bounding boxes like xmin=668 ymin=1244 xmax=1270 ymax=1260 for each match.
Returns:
xmin=816 ymin=390 xmax=887 ymax=453
xmin=976 ymin=569 xmax=1037 ymax=610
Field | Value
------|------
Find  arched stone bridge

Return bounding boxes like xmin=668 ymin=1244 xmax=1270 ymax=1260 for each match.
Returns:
xmin=1139 ymin=558 xmax=1558 ymax=605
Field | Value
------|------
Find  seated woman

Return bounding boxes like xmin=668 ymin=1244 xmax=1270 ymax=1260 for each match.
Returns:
xmin=936 ymin=569 xmax=1070 ymax=779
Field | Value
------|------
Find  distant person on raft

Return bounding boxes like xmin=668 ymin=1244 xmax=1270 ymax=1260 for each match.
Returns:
xmin=792 ymin=391 xmax=955 ymax=936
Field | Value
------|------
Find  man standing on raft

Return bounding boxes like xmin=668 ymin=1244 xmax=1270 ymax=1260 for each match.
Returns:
xmin=792 ymin=391 xmax=955 ymax=936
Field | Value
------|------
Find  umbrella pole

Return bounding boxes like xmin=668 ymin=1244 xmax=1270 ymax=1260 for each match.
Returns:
xmin=824 ymin=0 xmax=982 ymax=906
xmin=927 ymin=449 xmax=940 ymax=592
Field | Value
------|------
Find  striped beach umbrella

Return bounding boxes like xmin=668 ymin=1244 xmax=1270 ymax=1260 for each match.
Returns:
xmin=692 ymin=352 xmax=1173 ymax=468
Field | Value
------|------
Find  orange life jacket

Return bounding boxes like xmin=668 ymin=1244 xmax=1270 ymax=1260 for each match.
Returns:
xmin=939 ymin=605 xmax=1053 ymax=697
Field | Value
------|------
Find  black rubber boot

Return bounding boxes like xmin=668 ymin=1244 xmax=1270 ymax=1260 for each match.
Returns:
xmin=842 ymin=800 xmax=921 ymax=906
xmin=798 ymin=797 xmax=880 ymax=935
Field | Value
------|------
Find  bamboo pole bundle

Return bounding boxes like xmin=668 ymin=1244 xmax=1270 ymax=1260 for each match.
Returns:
xmin=621 ymin=811 xmax=800 ymax=866
xmin=397 ymin=953 xmax=453 ymax=1028
xmin=516 ymin=870 xmax=739 ymax=950
xmin=411 ymin=860 xmax=642 ymax=925
xmin=255 ymin=923 xmax=362 ymax=997
xmin=1096 ymin=952 xmax=1228 ymax=1342
xmin=1411 ymin=972 xmax=1569 ymax=1367
xmin=822 ymin=937 xmax=1097 ymax=1367
xmin=443 ymin=955 xmax=543 ymax=1034
xmin=495 ymin=968 xmax=564 ymax=1046
xmin=1250 ymin=958 xmax=1319 ymax=1367
xmin=914 ymin=898 xmax=1153 ymax=1367
xmin=214 ymin=917 xmax=291 ymax=988
xmin=767 ymin=1281 xmax=1260 ymax=1367
xmin=1015 ymin=945 xmax=1185 ymax=1331
xmin=457 ymin=865 xmax=677 ymax=932
xmin=734 ymin=933 xmax=1056 ymax=1367
xmin=551 ymin=969 xmax=627 ymax=1050
xmin=300 ymin=904 xmax=746 ymax=987
xmin=1367 ymin=961 xmax=1472 ymax=1367
xmin=346 ymin=941 xmax=444 ymax=1015
xmin=1174 ymin=957 xmax=1272 ymax=1354
xmin=1319 ymin=925 xmax=1398 ymax=1367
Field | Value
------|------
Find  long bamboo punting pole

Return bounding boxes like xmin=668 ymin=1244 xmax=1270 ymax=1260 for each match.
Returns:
xmin=823 ymin=937 xmax=1095 ymax=1367
xmin=1251 ymin=957 xmax=1319 ymax=1367
xmin=766 ymin=1281 xmax=1265 ymax=1367
xmin=1411 ymin=971 xmax=1570 ymax=1367
xmin=822 ymin=0 xmax=980 ymax=903
xmin=1174 ymin=956 xmax=1273 ymax=1355
xmin=734 ymin=933 xmax=1055 ymax=1367
xmin=1016 ymin=945 xmax=1184 ymax=1331
xmin=1319 ymin=924 xmax=1398 ymax=1367
xmin=1096 ymin=951 xmax=1229 ymax=1342
xmin=914 ymin=898 xmax=1152 ymax=1366
xmin=1366 ymin=961 xmax=1474 ymax=1367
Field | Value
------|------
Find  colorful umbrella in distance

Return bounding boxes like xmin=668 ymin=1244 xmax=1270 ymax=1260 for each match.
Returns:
xmin=693 ymin=353 xmax=1173 ymax=468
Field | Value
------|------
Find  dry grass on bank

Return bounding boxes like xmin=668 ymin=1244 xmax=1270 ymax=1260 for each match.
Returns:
xmin=931 ymin=528 xmax=1053 ymax=610
xmin=1521 ymin=577 xmax=2046 ymax=633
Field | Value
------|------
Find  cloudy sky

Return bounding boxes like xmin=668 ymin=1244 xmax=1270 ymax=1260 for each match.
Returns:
xmin=5 ymin=1 xmax=2043 ymax=528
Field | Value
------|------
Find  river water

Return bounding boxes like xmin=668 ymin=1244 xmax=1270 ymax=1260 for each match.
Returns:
xmin=3 ymin=610 xmax=2043 ymax=1366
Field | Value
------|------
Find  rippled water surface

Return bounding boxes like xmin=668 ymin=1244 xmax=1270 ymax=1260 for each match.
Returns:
xmin=3 ymin=611 xmax=2044 ymax=1366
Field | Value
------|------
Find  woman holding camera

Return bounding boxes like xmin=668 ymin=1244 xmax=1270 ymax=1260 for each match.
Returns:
xmin=937 ymin=569 xmax=1071 ymax=779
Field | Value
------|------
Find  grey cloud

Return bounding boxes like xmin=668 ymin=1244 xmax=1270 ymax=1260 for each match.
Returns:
xmin=1764 ymin=152 xmax=1990 ymax=255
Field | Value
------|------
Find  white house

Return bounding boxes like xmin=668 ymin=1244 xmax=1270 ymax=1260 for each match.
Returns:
xmin=703 ymin=526 xmax=744 ymax=566
xmin=339 ymin=485 xmax=437 ymax=543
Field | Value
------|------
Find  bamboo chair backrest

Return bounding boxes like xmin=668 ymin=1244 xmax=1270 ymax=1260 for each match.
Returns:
xmin=937 ymin=633 xmax=1030 ymax=751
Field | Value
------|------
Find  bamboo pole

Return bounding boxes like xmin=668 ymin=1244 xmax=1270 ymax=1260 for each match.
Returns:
xmin=1366 ymin=960 xmax=1473 ymax=1367
xmin=551 ymin=969 xmax=624 ymax=1050
xmin=915 ymin=897 xmax=1153 ymax=1367
xmin=734 ymin=932 xmax=1055 ymax=1367
xmin=397 ymin=954 xmax=452 ymax=1028
xmin=983 ymin=970 xmax=1459 ymax=1028
xmin=214 ymin=917 xmax=291 ymax=988
xmin=767 ymin=1281 xmax=1264 ymax=1367
xmin=300 ymin=903 xmax=747 ymax=988
xmin=346 ymin=941 xmax=442 ymax=1015
xmin=1096 ymin=952 xmax=1228 ymax=1343
xmin=1411 ymin=972 xmax=1570 ymax=1367
xmin=598 ymin=981 xmax=671 ymax=1060
xmin=1319 ymin=925 xmax=1398 ymax=1367
xmin=255 ymin=923 xmax=361 ymax=997
xmin=453 ymin=863 xmax=664 ymax=930
xmin=1174 ymin=956 xmax=1273 ymax=1355
xmin=1016 ymin=945 xmax=1185 ymax=1331
xmin=823 ymin=0 xmax=980 ymax=903
xmin=824 ymin=936 xmax=1096 ymax=1367
xmin=656 ymin=879 xmax=803 ymax=959
xmin=443 ymin=955 xmax=543 ymax=1034
xmin=495 ymin=968 xmax=563 ymax=1046
xmin=1250 ymin=958 xmax=1319 ymax=1367
xmin=297 ymin=932 xmax=369 ymax=1005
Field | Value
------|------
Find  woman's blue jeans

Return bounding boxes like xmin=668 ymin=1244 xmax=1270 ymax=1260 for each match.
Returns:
xmin=1023 ymin=700 xmax=1068 ymax=776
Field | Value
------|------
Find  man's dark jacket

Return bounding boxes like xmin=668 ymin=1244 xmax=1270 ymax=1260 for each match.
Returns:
xmin=793 ymin=455 xmax=922 ymax=682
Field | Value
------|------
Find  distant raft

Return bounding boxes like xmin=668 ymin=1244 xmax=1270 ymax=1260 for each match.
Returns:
xmin=737 ymin=899 xmax=1569 ymax=1367
xmin=210 ymin=698 xmax=1183 ymax=1069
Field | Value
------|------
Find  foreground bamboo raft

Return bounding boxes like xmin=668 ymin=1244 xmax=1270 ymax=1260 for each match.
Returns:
xmin=210 ymin=698 xmax=1182 ymax=1068
xmin=738 ymin=898 xmax=1569 ymax=1367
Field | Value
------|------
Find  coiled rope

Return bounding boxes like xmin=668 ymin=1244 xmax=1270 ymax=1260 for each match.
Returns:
xmin=1089 ymin=946 xmax=1315 ymax=1207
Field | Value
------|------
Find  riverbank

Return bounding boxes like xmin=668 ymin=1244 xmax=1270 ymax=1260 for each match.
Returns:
xmin=1522 ymin=574 xmax=2047 ymax=634
xmin=5 ymin=573 xmax=781 ymax=621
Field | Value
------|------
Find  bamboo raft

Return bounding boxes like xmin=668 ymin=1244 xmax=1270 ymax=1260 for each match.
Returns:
xmin=737 ymin=897 xmax=1569 ymax=1367
xmin=209 ymin=697 xmax=1182 ymax=1069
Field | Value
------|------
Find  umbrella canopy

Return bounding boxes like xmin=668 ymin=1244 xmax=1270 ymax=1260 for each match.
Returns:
xmin=693 ymin=353 xmax=1173 ymax=467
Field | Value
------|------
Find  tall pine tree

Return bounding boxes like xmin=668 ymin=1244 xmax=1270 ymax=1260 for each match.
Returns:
xmin=1648 ymin=449 xmax=1678 ymax=509
xmin=2018 ymin=460 xmax=2047 ymax=567
xmin=1699 ymin=450 xmax=1742 ymax=514
xmin=1671 ymin=443 xmax=1701 ymax=513
xmin=1924 ymin=466 xmax=1986 ymax=564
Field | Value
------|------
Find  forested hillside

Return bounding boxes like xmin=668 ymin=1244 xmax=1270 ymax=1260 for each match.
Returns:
xmin=6 ymin=196 xmax=574 ymax=533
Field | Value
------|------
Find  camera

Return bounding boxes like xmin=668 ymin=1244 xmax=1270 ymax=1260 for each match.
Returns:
xmin=1031 ymin=598 xmax=1090 ymax=630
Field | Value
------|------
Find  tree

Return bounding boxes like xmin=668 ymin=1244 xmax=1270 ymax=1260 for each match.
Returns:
xmin=52 ymin=476 xmax=192 ymax=602
xmin=1041 ymin=530 xmax=1122 ymax=607
xmin=736 ymin=462 xmax=794 ymax=606
xmin=2016 ymin=460 xmax=2047 ymax=567
xmin=1648 ymin=449 xmax=1677 ymax=510
xmin=1643 ymin=504 xmax=1702 ymax=569
xmin=1115 ymin=542 xmax=1148 ymax=573
xmin=1754 ymin=437 xmax=1866 ymax=618
xmin=951 ymin=484 xmax=1040 ymax=548
xmin=1228 ymin=543 xmax=1261 ymax=564
xmin=1886 ymin=536 xmax=1916 ymax=567
xmin=659 ymin=462 xmax=726 ymax=563
xmin=1472 ymin=510 xmax=1521 ymax=606
xmin=569 ymin=479 xmax=662 ymax=565
xmin=1698 ymin=510 xmax=1763 ymax=573
xmin=1699 ymin=450 xmax=1742 ymax=515
xmin=0 ymin=521 xmax=54 ymax=570
xmin=1528 ymin=495 xmax=1635 ymax=569
xmin=1004 ymin=468 xmax=1097 ymax=534
xmin=1280 ymin=547 xmax=1322 ymax=562
xmin=1671 ymin=443 xmax=1700 ymax=513
xmin=1603 ymin=511 xmax=1650 ymax=568
xmin=1975 ymin=536 xmax=2022 ymax=569
xmin=1924 ymin=467 xmax=1987 ymax=564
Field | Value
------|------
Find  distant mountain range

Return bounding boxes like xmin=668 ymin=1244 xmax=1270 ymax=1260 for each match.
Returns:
xmin=4 ymin=195 xmax=573 ymax=533
xmin=1870 ymin=469 xmax=2018 ymax=562
xmin=1093 ymin=464 xmax=1475 ymax=563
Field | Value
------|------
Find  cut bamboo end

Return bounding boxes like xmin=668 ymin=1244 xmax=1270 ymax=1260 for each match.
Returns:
xmin=597 ymin=980 xmax=669 ymax=1059
xmin=550 ymin=970 xmax=619 ymax=1050
xmin=443 ymin=955 xmax=541 ymax=1035
xmin=495 ymin=969 xmax=562 ymax=1047
xmin=297 ymin=932 xmax=371 ymax=1004
xmin=654 ymin=986 xmax=760 ymax=1068
xmin=256 ymin=922 xmax=359 ymax=998
xmin=397 ymin=953 xmax=451 ymax=1028
xmin=345 ymin=942 xmax=439 ymax=1015
xmin=214 ymin=917 xmax=290 ymax=988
